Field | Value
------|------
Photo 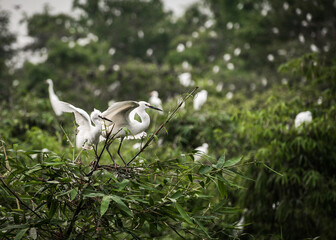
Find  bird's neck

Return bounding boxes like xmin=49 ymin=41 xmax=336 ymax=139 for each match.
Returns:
xmin=48 ymin=83 xmax=54 ymax=95
xmin=129 ymin=108 xmax=150 ymax=132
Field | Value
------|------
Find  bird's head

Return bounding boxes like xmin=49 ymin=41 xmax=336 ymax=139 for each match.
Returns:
xmin=150 ymin=91 xmax=159 ymax=97
xmin=46 ymin=79 xmax=53 ymax=85
xmin=92 ymin=108 xmax=113 ymax=123
xmin=90 ymin=109 xmax=101 ymax=120
xmin=139 ymin=101 xmax=163 ymax=112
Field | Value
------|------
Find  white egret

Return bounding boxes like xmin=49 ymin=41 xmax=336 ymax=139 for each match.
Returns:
xmin=46 ymin=79 xmax=111 ymax=150
xmin=233 ymin=209 xmax=248 ymax=237
xmin=149 ymin=91 xmax=163 ymax=114
xmin=47 ymin=79 xmax=162 ymax=165
xmin=294 ymin=111 xmax=312 ymax=128
xmin=46 ymin=79 xmax=63 ymax=116
xmin=100 ymin=100 xmax=162 ymax=165
xmin=194 ymin=143 xmax=209 ymax=161
xmin=193 ymin=90 xmax=208 ymax=110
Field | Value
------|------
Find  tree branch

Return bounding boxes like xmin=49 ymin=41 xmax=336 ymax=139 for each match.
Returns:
xmin=0 ymin=177 xmax=42 ymax=218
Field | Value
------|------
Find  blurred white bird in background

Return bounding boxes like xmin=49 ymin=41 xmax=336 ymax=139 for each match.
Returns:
xmin=178 ymin=72 xmax=195 ymax=87
xmin=194 ymin=143 xmax=209 ymax=161
xmin=294 ymin=111 xmax=312 ymax=128
xmin=233 ymin=209 xmax=248 ymax=237
xmin=149 ymin=90 xmax=163 ymax=114
xmin=193 ymin=90 xmax=208 ymax=110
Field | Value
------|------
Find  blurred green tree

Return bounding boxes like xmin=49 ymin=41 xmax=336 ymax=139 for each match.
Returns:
xmin=0 ymin=9 xmax=16 ymax=104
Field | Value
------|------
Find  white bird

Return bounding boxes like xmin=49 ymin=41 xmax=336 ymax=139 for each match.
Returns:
xmin=46 ymin=79 xmax=111 ymax=150
xmin=194 ymin=143 xmax=209 ymax=161
xmin=294 ymin=111 xmax=312 ymax=128
xmin=46 ymin=79 xmax=63 ymax=116
xmin=100 ymin=100 xmax=162 ymax=165
xmin=149 ymin=91 xmax=163 ymax=114
xmin=178 ymin=72 xmax=194 ymax=87
xmin=47 ymin=79 xmax=162 ymax=165
xmin=233 ymin=209 xmax=248 ymax=237
xmin=193 ymin=90 xmax=208 ymax=110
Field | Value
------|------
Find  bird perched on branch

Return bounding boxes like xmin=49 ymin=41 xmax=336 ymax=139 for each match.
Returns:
xmin=100 ymin=100 xmax=162 ymax=165
xmin=46 ymin=79 xmax=162 ymax=165
xmin=46 ymin=79 xmax=111 ymax=150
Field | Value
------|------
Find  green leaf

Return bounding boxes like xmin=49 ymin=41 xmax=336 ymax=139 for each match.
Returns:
xmin=48 ymin=200 xmax=58 ymax=219
xmin=216 ymin=154 xmax=225 ymax=169
xmin=70 ymin=188 xmax=78 ymax=200
xmin=83 ymin=192 xmax=105 ymax=198
xmin=199 ymin=165 xmax=212 ymax=175
xmin=174 ymin=202 xmax=193 ymax=225
xmin=171 ymin=191 xmax=183 ymax=199
xmin=223 ymin=157 xmax=242 ymax=168
xmin=194 ymin=218 xmax=211 ymax=238
xmin=217 ymin=180 xmax=227 ymax=199
xmin=188 ymin=174 xmax=193 ymax=182
xmin=100 ymin=196 xmax=111 ymax=216
xmin=110 ymin=195 xmax=133 ymax=217
xmin=118 ymin=179 xmax=130 ymax=190
xmin=14 ymin=228 xmax=29 ymax=240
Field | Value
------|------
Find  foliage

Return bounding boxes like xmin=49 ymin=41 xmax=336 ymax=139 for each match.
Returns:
xmin=235 ymin=55 xmax=336 ymax=239
xmin=1 ymin=0 xmax=336 ymax=239
xmin=0 ymin=94 xmax=244 ymax=239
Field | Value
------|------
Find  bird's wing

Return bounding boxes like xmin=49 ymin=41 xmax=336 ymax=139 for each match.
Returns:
xmin=101 ymin=101 xmax=139 ymax=127
xmin=58 ymin=101 xmax=92 ymax=131
xmin=48 ymin=83 xmax=64 ymax=116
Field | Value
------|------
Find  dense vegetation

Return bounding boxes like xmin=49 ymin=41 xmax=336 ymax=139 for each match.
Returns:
xmin=0 ymin=0 xmax=335 ymax=239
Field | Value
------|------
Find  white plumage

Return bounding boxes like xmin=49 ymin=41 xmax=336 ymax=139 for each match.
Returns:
xmin=46 ymin=79 xmax=106 ymax=149
xmin=294 ymin=111 xmax=312 ymax=128
xmin=46 ymin=79 xmax=63 ymax=116
xmin=149 ymin=91 xmax=163 ymax=114
xmin=47 ymin=79 xmax=162 ymax=165
xmin=194 ymin=143 xmax=209 ymax=161
xmin=100 ymin=100 xmax=162 ymax=139
xmin=193 ymin=90 xmax=208 ymax=110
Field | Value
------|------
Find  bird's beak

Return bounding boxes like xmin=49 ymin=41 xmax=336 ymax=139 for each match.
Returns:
xmin=98 ymin=115 xmax=113 ymax=122
xmin=148 ymin=105 xmax=163 ymax=112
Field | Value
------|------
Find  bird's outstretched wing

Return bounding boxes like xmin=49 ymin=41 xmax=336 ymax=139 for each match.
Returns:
xmin=101 ymin=101 xmax=139 ymax=127
xmin=58 ymin=101 xmax=92 ymax=131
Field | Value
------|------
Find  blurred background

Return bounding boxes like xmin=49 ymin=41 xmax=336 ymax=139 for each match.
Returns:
xmin=0 ymin=0 xmax=336 ymax=239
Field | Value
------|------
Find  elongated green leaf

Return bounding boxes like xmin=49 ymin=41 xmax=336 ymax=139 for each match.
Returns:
xmin=110 ymin=195 xmax=133 ymax=217
xmin=100 ymin=196 xmax=111 ymax=216
xmin=174 ymin=202 xmax=193 ymax=224
xmin=83 ymin=192 xmax=105 ymax=198
xmin=194 ymin=218 xmax=211 ymax=238
xmin=14 ymin=228 xmax=29 ymax=240
xmin=70 ymin=188 xmax=78 ymax=200
xmin=223 ymin=157 xmax=242 ymax=168
xmin=217 ymin=180 xmax=227 ymax=199
xmin=188 ymin=174 xmax=193 ymax=182
xmin=118 ymin=179 xmax=130 ymax=190
xmin=199 ymin=165 xmax=212 ymax=175
xmin=216 ymin=154 xmax=226 ymax=169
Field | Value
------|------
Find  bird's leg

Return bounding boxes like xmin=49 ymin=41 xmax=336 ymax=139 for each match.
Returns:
xmin=106 ymin=144 xmax=117 ymax=168
xmin=117 ymin=137 xmax=127 ymax=167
